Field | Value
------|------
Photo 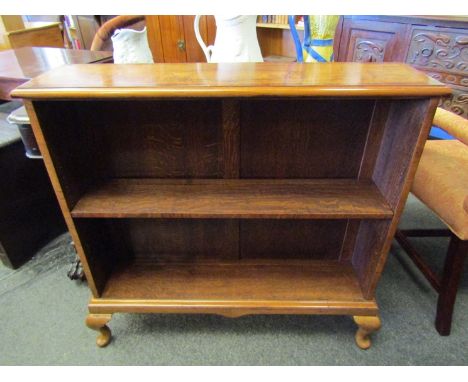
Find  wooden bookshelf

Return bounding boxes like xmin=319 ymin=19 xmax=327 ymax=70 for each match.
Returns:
xmin=257 ymin=22 xmax=304 ymax=31
xmin=256 ymin=15 xmax=303 ymax=60
xmin=12 ymin=62 xmax=450 ymax=350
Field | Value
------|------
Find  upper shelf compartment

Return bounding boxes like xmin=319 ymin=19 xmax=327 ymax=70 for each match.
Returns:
xmin=71 ymin=179 xmax=393 ymax=219
xmin=11 ymin=63 xmax=451 ymax=99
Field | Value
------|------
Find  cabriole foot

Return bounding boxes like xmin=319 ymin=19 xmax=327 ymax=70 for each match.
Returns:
xmin=353 ymin=315 xmax=381 ymax=350
xmin=86 ymin=313 xmax=112 ymax=347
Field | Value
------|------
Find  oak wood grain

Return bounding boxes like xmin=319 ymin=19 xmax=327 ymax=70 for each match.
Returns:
xmin=240 ymin=220 xmax=347 ymax=260
xmin=23 ymin=100 xmax=101 ymax=296
xmin=100 ymin=260 xmax=367 ymax=304
xmin=240 ymin=99 xmax=374 ymax=178
xmin=89 ymin=297 xmax=379 ymax=317
xmin=106 ymin=219 xmax=239 ymax=263
xmin=71 ymin=179 xmax=393 ymax=219
xmin=33 ymin=100 xmax=223 ymax=179
xmin=357 ymin=101 xmax=392 ymax=180
xmin=11 ymin=63 xmax=451 ymax=99
xmin=352 ymin=98 xmax=440 ymax=298
xmin=339 ymin=220 xmax=362 ymax=262
xmin=18 ymin=63 xmax=443 ymax=346
xmin=221 ymin=99 xmax=240 ymax=178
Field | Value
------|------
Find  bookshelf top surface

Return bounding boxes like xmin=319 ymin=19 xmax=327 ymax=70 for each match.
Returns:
xmin=12 ymin=62 xmax=451 ymax=99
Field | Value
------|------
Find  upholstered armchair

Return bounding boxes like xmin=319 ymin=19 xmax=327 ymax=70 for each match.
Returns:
xmin=395 ymin=107 xmax=468 ymax=335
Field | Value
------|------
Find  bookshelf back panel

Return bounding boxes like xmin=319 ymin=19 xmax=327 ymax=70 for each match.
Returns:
xmin=240 ymin=220 xmax=347 ymax=260
xmin=83 ymin=218 xmax=348 ymax=264
xmin=34 ymin=100 xmax=224 ymax=181
xmin=240 ymin=99 xmax=375 ymax=178
xmin=107 ymin=219 xmax=239 ymax=263
xmin=34 ymin=98 xmax=378 ymax=194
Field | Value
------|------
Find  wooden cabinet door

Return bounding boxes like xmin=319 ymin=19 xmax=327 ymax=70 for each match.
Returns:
xmin=336 ymin=19 xmax=410 ymax=62
xmin=156 ymin=16 xmax=187 ymax=62
xmin=182 ymin=15 xmax=216 ymax=62
xmin=145 ymin=15 xmax=165 ymax=62
xmin=146 ymin=15 xmax=216 ymax=63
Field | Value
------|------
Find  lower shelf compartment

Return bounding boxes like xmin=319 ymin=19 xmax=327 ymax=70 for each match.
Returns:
xmin=92 ymin=260 xmax=378 ymax=316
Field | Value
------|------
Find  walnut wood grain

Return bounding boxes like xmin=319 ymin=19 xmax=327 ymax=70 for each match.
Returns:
xmin=11 ymin=63 xmax=451 ymax=99
xmin=71 ymin=179 xmax=393 ymax=219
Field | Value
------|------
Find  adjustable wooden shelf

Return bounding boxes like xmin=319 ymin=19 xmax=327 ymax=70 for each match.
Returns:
xmin=12 ymin=63 xmax=450 ymax=349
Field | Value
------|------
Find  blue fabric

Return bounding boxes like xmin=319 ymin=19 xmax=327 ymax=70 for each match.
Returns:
xmin=429 ymin=126 xmax=455 ymax=140
xmin=309 ymin=38 xmax=334 ymax=46
xmin=304 ymin=45 xmax=327 ymax=62
xmin=288 ymin=16 xmax=334 ymax=62
xmin=288 ymin=15 xmax=303 ymax=62
xmin=304 ymin=15 xmax=311 ymax=46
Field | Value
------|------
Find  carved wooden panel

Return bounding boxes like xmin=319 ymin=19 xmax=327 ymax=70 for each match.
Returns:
xmin=424 ymin=70 xmax=468 ymax=88
xmin=336 ymin=18 xmax=468 ymax=119
xmin=353 ymin=38 xmax=385 ymax=62
xmin=407 ymin=26 xmax=468 ymax=118
xmin=438 ymin=86 xmax=468 ymax=119
xmin=336 ymin=19 xmax=409 ymax=62
xmin=406 ymin=27 xmax=468 ymax=75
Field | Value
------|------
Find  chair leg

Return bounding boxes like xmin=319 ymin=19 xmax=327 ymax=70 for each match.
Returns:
xmin=435 ymin=235 xmax=468 ymax=336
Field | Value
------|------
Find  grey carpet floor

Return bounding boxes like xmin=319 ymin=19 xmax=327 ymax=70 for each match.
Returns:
xmin=0 ymin=195 xmax=467 ymax=365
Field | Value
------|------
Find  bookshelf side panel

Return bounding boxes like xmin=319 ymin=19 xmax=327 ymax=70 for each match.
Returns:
xmin=24 ymin=101 xmax=102 ymax=296
xmin=352 ymin=98 xmax=439 ymax=298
